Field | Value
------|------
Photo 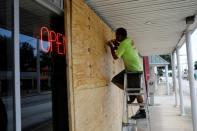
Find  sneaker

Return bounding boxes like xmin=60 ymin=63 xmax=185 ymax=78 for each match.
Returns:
xmin=131 ymin=109 xmax=146 ymax=119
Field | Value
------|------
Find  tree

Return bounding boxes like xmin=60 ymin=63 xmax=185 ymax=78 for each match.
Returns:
xmin=40 ymin=51 xmax=51 ymax=69
xmin=0 ymin=35 xmax=12 ymax=70
xmin=194 ymin=61 xmax=197 ymax=70
xmin=160 ymin=54 xmax=172 ymax=70
xmin=157 ymin=67 xmax=163 ymax=76
xmin=20 ymin=42 xmax=35 ymax=71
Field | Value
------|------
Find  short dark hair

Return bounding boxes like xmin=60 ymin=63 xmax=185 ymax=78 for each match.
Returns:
xmin=116 ymin=27 xmax=127 ymax=38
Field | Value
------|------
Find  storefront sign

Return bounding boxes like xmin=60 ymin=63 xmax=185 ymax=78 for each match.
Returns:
xmin=40 ymin=26 xmax=66 ymax=55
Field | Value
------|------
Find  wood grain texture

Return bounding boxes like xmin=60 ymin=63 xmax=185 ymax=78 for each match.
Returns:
xmin=74 ymin=85 xmax=123 ymax=131
xmin=72 ymin=0 xmax=118 ymax=89
xmin=70 ymin=0 xmax=126 ymax=131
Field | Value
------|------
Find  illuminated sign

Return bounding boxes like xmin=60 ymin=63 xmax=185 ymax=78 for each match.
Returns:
xmin=40 ymin=26 xmax=66 ymax=55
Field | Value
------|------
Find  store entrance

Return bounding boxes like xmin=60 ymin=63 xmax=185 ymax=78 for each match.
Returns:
xmin=19 ymin=0 xmax=69 ymax=131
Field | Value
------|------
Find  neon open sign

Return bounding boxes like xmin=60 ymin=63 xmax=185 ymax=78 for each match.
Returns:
xmin=40 ymin=26 xmax=66 ymax=55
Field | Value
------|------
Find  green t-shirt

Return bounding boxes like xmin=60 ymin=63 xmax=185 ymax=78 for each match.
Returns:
xmin=115 ymin=37 xmax=143 ymax=72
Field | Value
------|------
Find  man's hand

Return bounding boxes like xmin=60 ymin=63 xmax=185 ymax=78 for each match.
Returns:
xmin=106 ymin=39 xmax=119 ymax=60
xmin=113 ymin=40 xmax=120 ymax=47
xmin=107 ymin=40 xmax=113 ymax=47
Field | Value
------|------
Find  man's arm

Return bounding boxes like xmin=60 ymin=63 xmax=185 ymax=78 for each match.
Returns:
xmin=132 ymin=39 xmax=142 ymax=58
xmin=107 ymin=41 xmax=118 ymax=60
xmin=138 ymin=53 xmax=143 ymax=58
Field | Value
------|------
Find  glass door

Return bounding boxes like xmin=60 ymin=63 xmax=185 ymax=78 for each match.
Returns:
xmin=0 ymin=0 xmax=15 ymax=131
xmin=19 ymin=0 xmax=68 ymax=130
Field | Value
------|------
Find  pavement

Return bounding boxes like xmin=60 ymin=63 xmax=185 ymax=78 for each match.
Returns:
xmin=148 ymin=82 xmax=193 ymax=131
xmin=21 ymin=94 xmax=52 ymax=130
xmin=3 ymin=93 xmax=52 ymax=131
xmin=124 ymin=79 xmax=194 ymax=131
xmin=25 ymin=121 xmax=52 ymax=131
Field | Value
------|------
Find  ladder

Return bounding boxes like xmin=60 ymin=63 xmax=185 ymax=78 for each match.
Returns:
xmin=122 ymin=71 xmax=151 ymax=131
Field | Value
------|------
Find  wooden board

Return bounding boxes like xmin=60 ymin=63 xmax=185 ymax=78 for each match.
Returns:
xmin=72 ymin=0 xmax=122 ymax=90
xmin=70 ymin=0 xmax=126 ymax=131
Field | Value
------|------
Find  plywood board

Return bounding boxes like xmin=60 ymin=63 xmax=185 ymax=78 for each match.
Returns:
xmin=70 ymin=0 xmax=127 ymax=131
xmin=74 ymin=86 xmax=123 ymax=131
xmin=72 ymin=0 xmax=119 ymax=90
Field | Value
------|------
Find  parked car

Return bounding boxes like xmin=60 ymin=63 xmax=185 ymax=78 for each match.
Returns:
xmin=182 ymin=71 xmax=188 ymax=80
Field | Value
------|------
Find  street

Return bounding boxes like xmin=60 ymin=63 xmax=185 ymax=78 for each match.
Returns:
xmin=3 ymin=93 xmax=52 ymax=130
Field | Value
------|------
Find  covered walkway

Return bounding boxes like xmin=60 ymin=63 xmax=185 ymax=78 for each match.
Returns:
xmin=83 ymin=1 xmax=197 ymax=131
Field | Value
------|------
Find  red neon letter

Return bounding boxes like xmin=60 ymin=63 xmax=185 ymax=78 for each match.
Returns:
xmin=56 ymin=33 xmax=65 ymax=55
xmin=49 ymin=30 xmax=57 ymax=52
xmin=40 ymin=27 xmax=52 ymax=53
xmin=40 ymin=26 xmax=66 ymax=55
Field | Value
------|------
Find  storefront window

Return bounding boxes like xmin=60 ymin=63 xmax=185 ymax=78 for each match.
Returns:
xmin=0 ymin=0 xmax=68 ymax=130
xmin=19 ymin=0 xmax=66 ymax=130
xmin=0 ymin=0 xmax=14 ymax=131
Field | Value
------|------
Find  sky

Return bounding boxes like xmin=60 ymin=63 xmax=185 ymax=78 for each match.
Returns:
xmin=179 ymin=29 xmax=197 ymax=71
xmin=191 ymin=29 xmax=197 ymax=62
xmin=179 ymin=29 xmax=197 ymax=62
xmin=0 ymin=28 xmax=50 ymax=56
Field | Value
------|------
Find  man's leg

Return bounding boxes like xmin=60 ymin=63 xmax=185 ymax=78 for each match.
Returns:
xmin=131 ymin=95 xmax=146 ymax=119
xmin=112 ymin=82 xmax=124 ymax=90
xmin=129 ymin=73 xmax=146 ymax=119
xmin=112 ymin=71 xmax=146 ymax=119
xmin=111 ymin=70 xmax=125 ymax=90
xmin=137 ymin=95 xmax=144 ymax=108
xmin=137 ymin=95 xmax=143 ymax=103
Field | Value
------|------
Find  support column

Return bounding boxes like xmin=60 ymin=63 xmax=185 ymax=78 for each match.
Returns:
xmin=172 ymin=52 xmax=178 ymax=107
xmin=185 ymin=30 xmax=197 ymax=131
xmin=155 ymin=67 xmax=158 ymax=88
xmin=176 ymin=48 xmax=185 ymax=115
xmin=165 ymin=65 xmax=170 ymax=95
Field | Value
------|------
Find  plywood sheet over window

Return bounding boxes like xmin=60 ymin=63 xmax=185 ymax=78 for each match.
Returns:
xmin=72 ymin=0 xmax=119 ymax=89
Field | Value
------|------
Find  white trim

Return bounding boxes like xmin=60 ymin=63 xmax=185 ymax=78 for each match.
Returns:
xmin=13 ymin=0 xmax=21 ymax=130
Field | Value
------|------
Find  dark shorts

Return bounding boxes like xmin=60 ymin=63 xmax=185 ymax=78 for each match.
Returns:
xmin=111 ymin=70 xmax=142 ymax=102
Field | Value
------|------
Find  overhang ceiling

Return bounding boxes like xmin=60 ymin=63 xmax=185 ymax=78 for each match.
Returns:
xmin=85 ymin=0 xmax=197 ymax=56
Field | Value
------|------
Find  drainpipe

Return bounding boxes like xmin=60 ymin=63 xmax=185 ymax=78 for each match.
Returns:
xmin=172 ymin=52 xmax=178 ymax=107
xmin=165 ymin=65 xmax=169 ymax=95
xmin=185 ymin=30 xmax=197 ymax=131
xmin=176 ymin=48 xmax=185 ymax=115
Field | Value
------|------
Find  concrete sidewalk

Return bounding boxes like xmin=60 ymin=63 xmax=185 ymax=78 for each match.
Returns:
xmin=124 ymin=82 xmax=193 ymax=131
xmin=148 ymin=83 xmax=193 ymax=131
xmin=148 ymin=102 xmax=192 ymax=131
